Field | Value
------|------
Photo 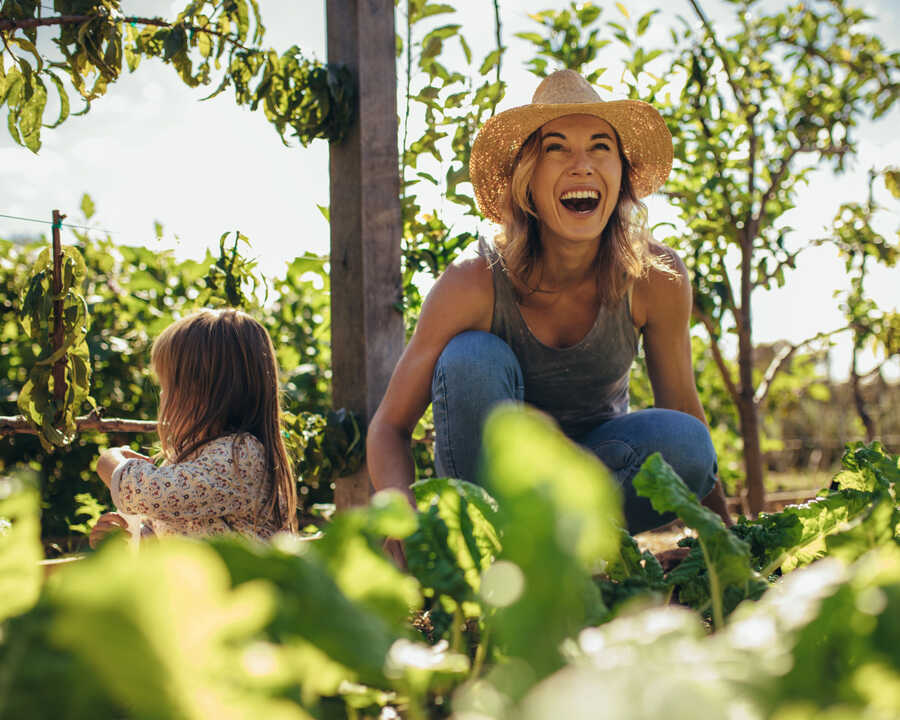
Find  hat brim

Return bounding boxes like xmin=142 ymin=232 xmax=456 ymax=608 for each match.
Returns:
xmin=469 ymin=100 xmax=673 ymax=224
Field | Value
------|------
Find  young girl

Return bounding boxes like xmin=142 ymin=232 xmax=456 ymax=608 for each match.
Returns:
xmin=90 ymin=308 xmax=297 ymax=546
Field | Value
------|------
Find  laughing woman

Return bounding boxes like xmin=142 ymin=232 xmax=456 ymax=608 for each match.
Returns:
xmin=367 ymin=69 xmax=732 ymax=537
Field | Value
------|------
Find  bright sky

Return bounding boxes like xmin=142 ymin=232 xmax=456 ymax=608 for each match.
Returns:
xmin=1 ymin=0 xmax=898 ymax=379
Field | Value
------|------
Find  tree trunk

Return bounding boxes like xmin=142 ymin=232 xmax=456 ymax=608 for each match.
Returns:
xmin=738 ymin=225 xmax=766 ymax=516
xmin=737 ymin=394 xmax=766 ymax=516
xmin=850 ymin=345 xmax=877 ymax=442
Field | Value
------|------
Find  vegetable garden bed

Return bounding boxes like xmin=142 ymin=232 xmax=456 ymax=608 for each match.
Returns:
xmin=3 ymin=406 xmax=898 ymax=720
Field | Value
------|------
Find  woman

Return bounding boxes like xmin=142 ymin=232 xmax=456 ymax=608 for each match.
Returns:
xmin=367 ymin=69 xmax=731 ymax=535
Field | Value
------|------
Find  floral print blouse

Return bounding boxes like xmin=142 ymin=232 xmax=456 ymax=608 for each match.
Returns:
xmin=110 ymin=434 xmax=280 ymax=540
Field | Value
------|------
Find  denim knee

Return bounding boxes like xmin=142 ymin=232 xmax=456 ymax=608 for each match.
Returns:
xmin=431 ymin=331 xmax=523 ymax=482
xmin=663 ymin=412 xmax=717 ymax=499
xmin=432 ymin=331 xmax=523 ymax=400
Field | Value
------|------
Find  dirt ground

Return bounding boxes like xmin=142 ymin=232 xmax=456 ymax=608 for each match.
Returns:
xmin=634 ymin=519 xmax=694 ymax=555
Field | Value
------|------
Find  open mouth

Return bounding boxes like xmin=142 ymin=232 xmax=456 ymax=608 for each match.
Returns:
xmin=559 ymin=189 xmax=600 ymax=214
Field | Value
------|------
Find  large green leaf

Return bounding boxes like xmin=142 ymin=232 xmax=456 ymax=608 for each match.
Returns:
xmin=477 ymin=405 xmax=621 ymax=696
xmin=825 ymin=495 xmax=900 ymax=564
xmin=739 ymin=489 xmax=877 ymax=576
xmin=832 ymin=442 xmax=900 ymax=493
xmin=0 ymin=475 xmax=42 ymax=623
xmin=633 ymin=453 xmax=755 ymax=628
xmin=314 ymin=490 xmax=422 ymax=632
xmin=412 ymin=476 xmax=501 ymax=595
xmin=208 ymin=535 xmax=397 ymax=688
xmin=48 ymin=538 xmax=311 ymax=720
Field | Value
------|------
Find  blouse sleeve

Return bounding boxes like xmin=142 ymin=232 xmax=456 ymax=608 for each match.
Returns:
xmin=111 ymin=436 xmax=269 ymax=523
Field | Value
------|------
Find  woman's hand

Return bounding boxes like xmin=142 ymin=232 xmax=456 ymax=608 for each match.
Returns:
xmin=89 ymin=512 xmax=129 ymax=548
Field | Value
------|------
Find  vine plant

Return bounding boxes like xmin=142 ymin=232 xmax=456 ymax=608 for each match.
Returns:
xmin=17 ymin=228 xmax=93 ymax=451
xmin=0 ymin=0 xmax=354 ymax=151
xmin=397 ymin=0 xmax=505 ymax=320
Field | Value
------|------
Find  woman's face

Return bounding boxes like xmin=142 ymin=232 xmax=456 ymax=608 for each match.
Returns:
xmin=528 ymin=114 xmax=623 ymax=247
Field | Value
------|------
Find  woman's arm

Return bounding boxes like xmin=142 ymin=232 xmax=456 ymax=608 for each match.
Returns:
xmin=367 ymin=255 xmax=494 ymax=506
xmin=635 ymin=247 xmax=732 ymax=524
xmin=637 ymin=250 xmax=706 ymax=421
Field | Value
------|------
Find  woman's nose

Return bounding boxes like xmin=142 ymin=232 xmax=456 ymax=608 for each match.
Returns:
xmin=567 ymin=149 xmax=594 ymax=174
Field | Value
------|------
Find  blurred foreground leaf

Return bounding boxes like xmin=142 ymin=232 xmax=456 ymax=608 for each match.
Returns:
xmin=0 ymin=474 xmax=42 ymax=623
xmin=478 ymin=405 xmax=622 ymax=697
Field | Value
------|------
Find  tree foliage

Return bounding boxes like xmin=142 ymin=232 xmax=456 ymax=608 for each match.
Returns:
xmin=0 ymin=0 xmax=354 ymax=151
xmin=516 ymin=0 xmax=900 ymax=513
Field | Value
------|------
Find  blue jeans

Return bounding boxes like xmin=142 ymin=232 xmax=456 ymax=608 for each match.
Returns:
xmin=431 ymin=331 xmax=717 ymax=534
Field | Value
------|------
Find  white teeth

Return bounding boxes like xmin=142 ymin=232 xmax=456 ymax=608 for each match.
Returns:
xmin=560 ymin=190 xmax=599 ymax=200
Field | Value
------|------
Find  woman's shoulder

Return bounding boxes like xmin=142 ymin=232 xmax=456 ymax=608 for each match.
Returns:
xmin=632 ymin=242 xmax=691 ymax=328
xmin=430 ymin=241 xmax=494 ymax=304
xmin=415 ymin=240 xmax=495 ymax=337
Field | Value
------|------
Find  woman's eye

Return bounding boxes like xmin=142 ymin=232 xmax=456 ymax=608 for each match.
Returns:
xmin=592 ymin=142 xmax=610 ymax=151
xmin=544 ymin=143 xmax=564 ymax=152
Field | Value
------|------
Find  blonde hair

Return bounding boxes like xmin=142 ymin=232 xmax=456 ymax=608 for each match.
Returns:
xmin=497 ymin=126 xmax=665 ymax=305
xmin=151 ymin=308 xmax=297 ymax=532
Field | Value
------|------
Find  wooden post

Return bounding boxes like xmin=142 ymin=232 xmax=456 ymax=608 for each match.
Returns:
xmin=326 ymin=0 xmax=404 ymax=509
xmin=51 ymin=209 xmax=67 ymax=415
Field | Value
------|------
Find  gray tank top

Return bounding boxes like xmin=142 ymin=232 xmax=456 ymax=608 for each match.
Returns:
xmin=481 ymin=239 xmax=639 ymax=437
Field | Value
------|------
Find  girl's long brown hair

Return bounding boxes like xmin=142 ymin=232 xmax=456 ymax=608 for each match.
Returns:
xmin=497 ymin=125 xmax=668 ymax=305
xmin=151 ymin=308 xmax=297 ymax=532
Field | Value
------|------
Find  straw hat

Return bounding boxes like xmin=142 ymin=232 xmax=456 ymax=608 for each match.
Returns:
xmin=469 ymin=69 xmax=673 ymax=224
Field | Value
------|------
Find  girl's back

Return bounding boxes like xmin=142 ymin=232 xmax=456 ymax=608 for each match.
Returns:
xmin=111 ymin=433 xmax=281 ymax=540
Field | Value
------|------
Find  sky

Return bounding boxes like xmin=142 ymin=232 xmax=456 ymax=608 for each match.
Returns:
xmin=1 ymin=0 xmax=898 ymax=380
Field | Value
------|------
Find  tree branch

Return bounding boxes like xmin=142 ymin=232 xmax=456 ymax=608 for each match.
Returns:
xmin=493 ymin=0 xmax=503 ymax=114
xmin=754 ymin=325 xmax=851 ymax=405
xmin=757 ymin=242 xmax=809 ymax=289
xmin=687 ymin=0 xmax=748 ymax=111
xmin=755 ymin=147 xmax=799 ymax=228
xmin=0 ymin=414 xmax=157 ymax=437
xmin=0 ymin=15 xmax=249 ymax=51
xmin=693 ymin=307 xmax=740 ymax=403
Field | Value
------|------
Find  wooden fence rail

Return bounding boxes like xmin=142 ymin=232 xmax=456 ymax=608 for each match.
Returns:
xmin=0 ymin=414 xmax=157 ymax=437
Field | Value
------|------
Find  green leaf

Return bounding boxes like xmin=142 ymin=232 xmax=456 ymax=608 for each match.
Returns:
xmin=316 ymin=204 xmax=330 ymax=222
xmin=0 ymin=475 xmax=42 ymax=623
xmin=479 ymin=49 xmax=502 ymax=76
xmin=458 ymin=34 xmax=472 ymax=65
xmin=478 ymin=406 xmax=621 ymax=696
xmin=80 ymin=193 xmax=95 ymax=220
xmin=314 ymin=491 xmax=421 ymax=632
xmin=42 ymin=70 xmax=70 ymax=129
xmin=884 ymin=169 xmax=900 ymax=199
xmin=48 ymin=539 xmax=310 ymax=719
xmin=209 ymin=535 xmax=397 ymax=687
xmin=163 ymin=27 xmax=187 ymax=61
xmin=833 ymin=442 xmax=900 ymax=493
xmin=636 ymin=10 xmax=658 ymax=36
xmin=633 ymin=454 xmax=755 ymax=628
xmin=615 ymin=2 xmax=630 ymax=19
xmin=412 ymin=477 xmax=501 ymax=597
xmin=405 ymin=503 xmax=472 ymax=604
xmin=514 ymin=32 xmax=546 ymax=46
xmin=826 ymin=496 xmax=899 ymax=564
xmin=18 ymin=76 xmax=47 ymax=152
xmin=420 ymin=3 xmax=457 ymax=18
xmin=9 ymin=36 xmax=43 ymax=73
xmin=739 ymin=489 xmax=877 ymax=576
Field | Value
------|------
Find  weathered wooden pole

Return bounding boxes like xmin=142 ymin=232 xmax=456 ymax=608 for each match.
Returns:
xmin=51 ymin=209 xmax=67 ymax=415
xmin=326 ymin=0 xmax=404 ymax=509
